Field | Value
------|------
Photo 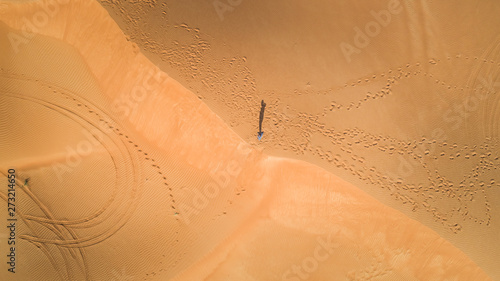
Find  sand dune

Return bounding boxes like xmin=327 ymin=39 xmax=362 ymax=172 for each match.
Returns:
xmin=0 ymin=0 xmax=497 ymax=280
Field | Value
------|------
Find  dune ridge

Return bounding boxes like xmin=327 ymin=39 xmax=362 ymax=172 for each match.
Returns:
xmin=0 ymin=0 xmax=494 ymax=280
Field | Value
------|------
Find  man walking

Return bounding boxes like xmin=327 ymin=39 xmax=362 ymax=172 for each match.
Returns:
xmin=258 ymin=100 xmax=266 ymax=140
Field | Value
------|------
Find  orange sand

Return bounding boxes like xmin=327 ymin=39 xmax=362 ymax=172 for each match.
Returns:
xmin=0 ymin=0 xmax=497 ymax=280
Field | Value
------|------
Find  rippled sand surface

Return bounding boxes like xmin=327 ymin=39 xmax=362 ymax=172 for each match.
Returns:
xmin=0 ymin=0 xmax=499 ymax=280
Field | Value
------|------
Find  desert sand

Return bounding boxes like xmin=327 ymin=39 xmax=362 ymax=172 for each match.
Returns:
xmin=0 ymin=0 xmax=498 ymax=280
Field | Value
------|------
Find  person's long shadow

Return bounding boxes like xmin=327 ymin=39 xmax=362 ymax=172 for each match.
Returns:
xmin=258 ymin=100 xmax=266 ymax=140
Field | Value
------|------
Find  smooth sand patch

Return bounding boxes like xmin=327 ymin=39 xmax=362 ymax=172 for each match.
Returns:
xmin=0 ymin=0 xmax=497 ymax=280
